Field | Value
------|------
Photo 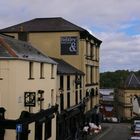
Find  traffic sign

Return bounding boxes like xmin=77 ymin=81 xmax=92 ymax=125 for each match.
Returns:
xmin=16 ymin=124 xmax=22 ymax=133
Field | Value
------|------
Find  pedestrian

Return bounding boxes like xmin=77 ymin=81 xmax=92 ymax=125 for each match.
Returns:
xmin=82 ymin=124 xmax=89 ymax=140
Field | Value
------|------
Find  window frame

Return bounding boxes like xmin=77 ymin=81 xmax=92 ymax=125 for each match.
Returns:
xmin=40 ymin=62 xmax=45 ymax=79
xmin=28 ymin=62 xmax=34 ymax=80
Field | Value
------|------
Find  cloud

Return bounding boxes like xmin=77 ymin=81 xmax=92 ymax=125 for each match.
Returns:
xmin=0 ymin=0 xmax=140 ymax=72
xmin=1 ymin=0 xmax=140 ymax=29
xmin=96 ymin=32 xmax=140 ymax=72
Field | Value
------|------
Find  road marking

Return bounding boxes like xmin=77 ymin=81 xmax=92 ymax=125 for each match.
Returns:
xmin=94 ymin=125 xmax=113 ymax=140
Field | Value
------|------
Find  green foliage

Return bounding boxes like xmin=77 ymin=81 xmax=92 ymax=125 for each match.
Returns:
xmin=100 ymin=70 xmax=140 ymax=88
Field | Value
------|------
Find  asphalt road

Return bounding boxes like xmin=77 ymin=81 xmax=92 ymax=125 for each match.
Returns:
xmin=92 ymin=123 xmax=131 ymax=140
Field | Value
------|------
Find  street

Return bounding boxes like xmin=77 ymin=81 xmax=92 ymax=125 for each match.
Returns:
xmin=90 ymin=123 xmax=131 ymax=140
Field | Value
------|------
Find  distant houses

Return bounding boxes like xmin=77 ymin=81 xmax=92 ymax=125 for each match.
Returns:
xmin=115 ymin=73 xmax=140 ymax=120
xmin=100 ymin=89 xmax=115 ymax=119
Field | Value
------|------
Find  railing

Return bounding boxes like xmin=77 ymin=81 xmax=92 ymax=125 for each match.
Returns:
xmin=0 ymin=105 xmax=58 ymax=140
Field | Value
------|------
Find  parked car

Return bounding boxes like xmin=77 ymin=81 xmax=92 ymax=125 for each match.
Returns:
xmin=128 ymin=136 xmax=140 ymax=140
xmin=131 ymin=120 xmax=140 ymax=131
xmin=111 ymin=117 xmax=118 ymax=123
xmin=104 ymin=117 xmax=118 ymax=123
xmin=132 ymin=127 xmax=140 ymax=136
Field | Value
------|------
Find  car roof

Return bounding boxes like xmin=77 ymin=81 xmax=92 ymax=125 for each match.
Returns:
xmin=129 ymin=136 xmax=140 ymax=140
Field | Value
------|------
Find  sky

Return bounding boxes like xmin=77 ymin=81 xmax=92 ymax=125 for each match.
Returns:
xmin=0 ymin=0 xmax=140 ymax=72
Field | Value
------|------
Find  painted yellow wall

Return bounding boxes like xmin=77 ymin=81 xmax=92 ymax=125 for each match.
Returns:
xmin=29 ymin=32 xmax=83 ymax=70
xmin=5 ymin=31 xmax=100 ymax=111
xmin=117 ymin=89 xmax=140 ymax=119
xmin=56 ymin=75 xmax=84 ymax=111
xmin=0 ymin=60 xmax=57 ymax=140
xmin=6 ymin=32 xmax=99 ymax=87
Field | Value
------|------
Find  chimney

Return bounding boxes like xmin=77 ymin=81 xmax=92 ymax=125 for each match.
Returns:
xmin=19 ymin=26 xmax=24 ymax=32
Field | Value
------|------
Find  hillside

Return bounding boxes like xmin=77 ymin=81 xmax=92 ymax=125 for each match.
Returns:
xmin=100 ymin=70 xmax=140 ymax=88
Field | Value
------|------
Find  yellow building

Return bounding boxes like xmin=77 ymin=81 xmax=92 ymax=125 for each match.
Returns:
xmin=51 ymin=57 xmax=85 ymax=139
xmin=0 ymin=17 xmax=102 ymax=139
xmin=0 ymin=34 xmax=57 ymax=140
xmin=115 ymin=73 xmax=140 ymax=120
xmin=0 ymin=17 xmax=101 ymax=108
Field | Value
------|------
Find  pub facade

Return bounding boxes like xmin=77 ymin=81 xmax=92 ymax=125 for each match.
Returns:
xmin=0 ymin=17 xmax=102 ymax=139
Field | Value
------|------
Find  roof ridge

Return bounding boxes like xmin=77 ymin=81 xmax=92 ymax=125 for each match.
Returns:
xmin=128 ymin=73 xmax=133 ymax=86
xmin=0 ymin=17 xmax=85 ymax=32
xmin=128 ymin=73 xmax=140 ymax=87
xmin=134 ymin=73 xmax=140 ymax=85
xmin=34 ymin=17 xmax=62 ymax=20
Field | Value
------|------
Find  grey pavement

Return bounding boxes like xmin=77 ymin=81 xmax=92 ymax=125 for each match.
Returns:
xmin=87 ymin=123 xmax=110 ymax=140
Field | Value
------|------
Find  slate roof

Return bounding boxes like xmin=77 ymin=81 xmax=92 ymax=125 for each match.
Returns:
xmin=0 ymin=18 xmax=84 ymax=32
xmin=124 ymin=73 xmax=140 ymax=88
xmin=51 ymin=57 xmax=84 ymax=75
xmin=0 ymin=34 xmax=56 ymax=64
xmin=0 ymin=17 xmax=102 ymax=43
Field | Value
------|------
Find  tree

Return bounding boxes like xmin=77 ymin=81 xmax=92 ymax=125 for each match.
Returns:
xmin=100 ymin=70 xmax=139 ymax=88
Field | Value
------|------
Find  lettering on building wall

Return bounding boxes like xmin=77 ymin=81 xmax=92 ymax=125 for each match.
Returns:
xmin=61 ymin=36 xmax=78 ymax=55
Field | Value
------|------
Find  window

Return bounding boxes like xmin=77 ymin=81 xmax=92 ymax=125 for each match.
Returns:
xmin=67 ymin=92 xmax=70 ymax=108
xmin=60 ymin=93 xmax=64 ymax=111
xmin=86 ymin=65 xmax=89 ymax=84
xmin=0 ymin=62 xmax=3 ymax=80
xmin=51 ymin=64 xmax=55 ymax=79
xmin=67 ymin=76 xmax=70 ymax=90
xmin=40 ymin=62 xmax=45 ymax=79
xmin=96 ymin=88 xmax=98 ymax=95
xmin=79 ymin=76 xmax=82 ymax=87
xmin=86 ymin=90 xmax=89 ymax=97
xmin=60 ymin=76 xmax=64 ymax=90
xmin=75 ymin=91 xmax=78 ymax=104
xmin=91 ymin=88 xmax=95 ymax=96
xmin=29 ymin=62 xmax=34 ymax=79
xmin=51 ymin=89 xmax=54 ymax=106
xmin=90 ymin=66 xmax=93 ymax=83
xmin=95 ymin=46 xmax=98 ymax=60
xmin=80 ymin=90 xmax=82 ymax=100
xmin=90 ymin=43 xmax=94 ymax=59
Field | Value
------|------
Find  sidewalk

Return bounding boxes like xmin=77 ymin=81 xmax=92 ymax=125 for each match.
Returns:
xmin=87 ymin=123 xmax=110 ymax=140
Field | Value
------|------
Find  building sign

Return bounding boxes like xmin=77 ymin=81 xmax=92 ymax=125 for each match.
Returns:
xmin=61 ymin=36 xmax=78 ymax=55
xmin=24 ymin=92 xmax=36 ymax=107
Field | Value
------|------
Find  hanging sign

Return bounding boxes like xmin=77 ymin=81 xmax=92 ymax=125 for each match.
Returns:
xmin=24 ymin=92 xmax=36 ymax=107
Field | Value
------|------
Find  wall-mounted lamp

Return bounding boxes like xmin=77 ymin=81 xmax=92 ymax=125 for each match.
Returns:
xmin=59 ymin=88 xmax=64 ymax=95
xmin=37 ymin=90 xmax=44 ymax=110
xmin=37 ymin=90 xmax=44 ymax=102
